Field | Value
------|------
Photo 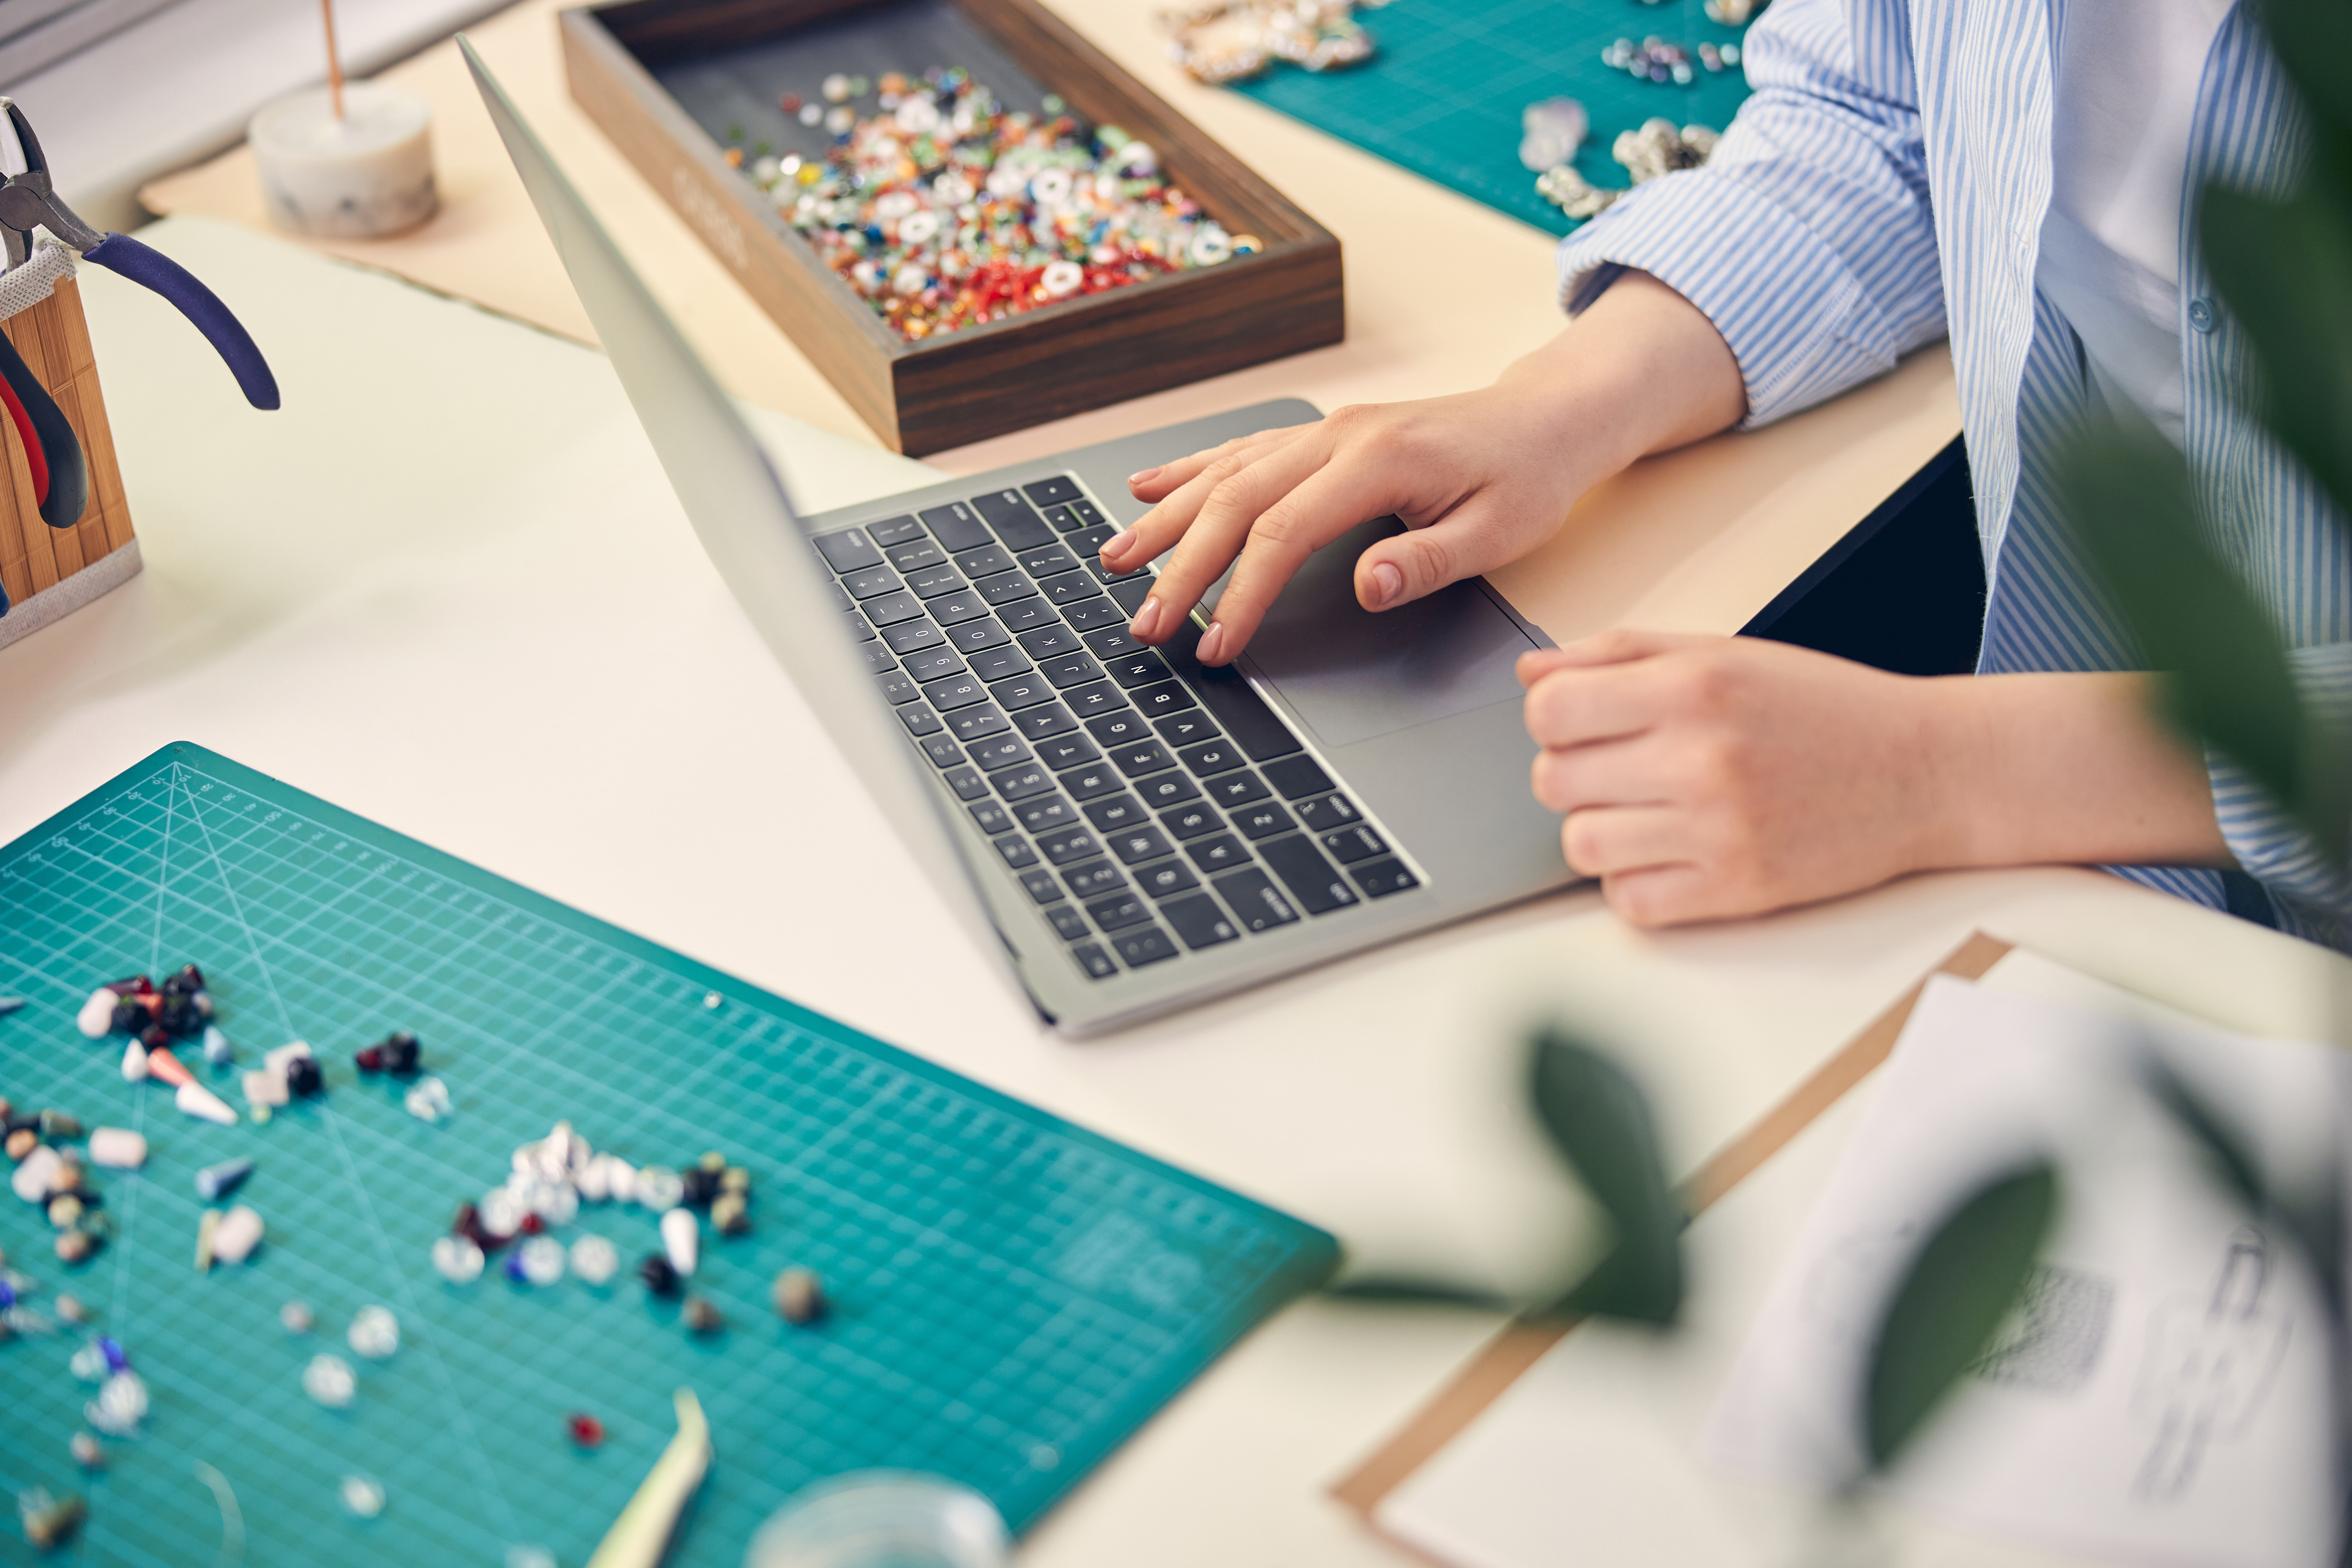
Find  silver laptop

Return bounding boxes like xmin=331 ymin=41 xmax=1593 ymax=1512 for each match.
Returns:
xmin=466 ymin=42 xmax=1576 ymax=1034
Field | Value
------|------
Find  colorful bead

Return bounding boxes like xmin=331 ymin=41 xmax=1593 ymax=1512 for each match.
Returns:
xmin=347 ymin=1305 xmax=400 ymax=1359
xmin=570 ymin=1234 xmax=619 ymax=1286
xmin=567 ymin=1412 xmax=606 ymax=1448
xmin=303 ymin=1353 xmax=356 ymax=1407
xmin=194 ymin=1156 xmax=251 ymax=1199
xmin=432 ymin=1235 xmax=485 ymax=1283
xmin=772 ymin=1266 xmax=826 ymax=1325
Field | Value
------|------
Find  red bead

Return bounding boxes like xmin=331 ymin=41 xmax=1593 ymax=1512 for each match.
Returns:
xmin=779 ymin=93 xmax=801 ymax=112
xmin=520 ymin=1213 xmax=544 ymax=1236
xmin=568 ymin=1413 xmax=605 ymax=1448
xmin=355 ymin=1046 xmax=384 ymax=1072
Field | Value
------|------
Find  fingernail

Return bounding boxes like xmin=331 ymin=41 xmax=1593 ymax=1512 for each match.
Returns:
xmin=1127 ymin=466 xmax=1162 ymax=486
xmin=1102 ymin=526 xmax=1135 ymax=563
xmin=1368 ymin=562 xmax=1403 ymax=609
xmin=1131 ymin=596 xmax=1163 ymax=641
xmin=1197 ymin=621 xmax=1227 ymax=665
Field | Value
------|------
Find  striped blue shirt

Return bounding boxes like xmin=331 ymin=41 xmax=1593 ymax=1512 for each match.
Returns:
xmin=1556 ymin=0 xmax=2349 ymax=943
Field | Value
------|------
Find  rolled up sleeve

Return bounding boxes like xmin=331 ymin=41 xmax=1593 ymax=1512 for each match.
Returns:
xmin=2209 ymin=642 xmax=2352 ymax=944
xmin=1555 ymin=0 xmax=1950 ymax=426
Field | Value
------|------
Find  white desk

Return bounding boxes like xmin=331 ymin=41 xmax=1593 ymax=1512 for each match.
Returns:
xmin=3 ymin=218 xmax=2337 ymax=1568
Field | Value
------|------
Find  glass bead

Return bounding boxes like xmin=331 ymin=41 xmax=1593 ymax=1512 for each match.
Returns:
xmin=633 ymin=1165 xmax=684 ymax=1212
xmin=570 ymin=1234 xmax=620 ymax=1286
xmin=432 ymin=1235 xmax=486 ymax=1284
xmin=340 ymin=1476 xmax=386 ymax=1518
xmin=304 ymin=1353 xmax=357 ymax=1408
xmin=281 ymin=1300 xmax=315 ymax=1333
xmin=347 ymin=1305 xmax=400 ymax=1359
xmin=519 ymin=1237 xmax=566 ymax=1287
xmin=86 ymin=1371 xmax=147 ymax=1434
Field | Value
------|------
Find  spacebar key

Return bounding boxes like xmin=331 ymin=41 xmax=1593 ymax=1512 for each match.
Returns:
xmin=1256 ymin=834 xmax=1361 ymax=914
xmin=1160 ymin=620 xmax=1302 ymax=762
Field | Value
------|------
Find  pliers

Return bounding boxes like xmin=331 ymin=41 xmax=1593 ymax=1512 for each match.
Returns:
xmin=0 ymin=98 xmax=278 ymax=540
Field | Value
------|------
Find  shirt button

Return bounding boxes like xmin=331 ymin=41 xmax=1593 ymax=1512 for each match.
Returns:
xmin=2188 ymin=297 xmax=2217 ymax=333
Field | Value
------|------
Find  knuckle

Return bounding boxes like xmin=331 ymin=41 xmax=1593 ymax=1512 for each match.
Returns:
xmin=1531 ymin=752 xmax=1574 ymax=813
xmin=1560 ymin=811 xmax=1605 ymax=872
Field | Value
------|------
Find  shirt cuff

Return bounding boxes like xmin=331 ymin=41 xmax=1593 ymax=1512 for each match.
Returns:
xmin=1554 ymin=169 xmax=1910 ymax=428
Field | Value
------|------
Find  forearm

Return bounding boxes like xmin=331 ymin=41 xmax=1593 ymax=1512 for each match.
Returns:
xmin=1923 ymin=672 xmax=2230 ymax=870
xmin=1496 ymin=270 xmax=1747 ymax=499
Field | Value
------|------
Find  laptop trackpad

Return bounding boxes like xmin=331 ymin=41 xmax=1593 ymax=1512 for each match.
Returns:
xmin=1204 ymin=516 xmax=1538 ymax=750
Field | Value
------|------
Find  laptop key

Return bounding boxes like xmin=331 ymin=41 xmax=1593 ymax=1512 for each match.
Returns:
xmin=1351 ymin=859 xmax=1421 ymax=898
xmin=1013 ymin=703 xmax=1079 ymax=741
xmin=1160 ymin=891 xmax=1240 ymax=949
xmin=1037 ymin=827 xmax=1102 ymax=865
xmin=1231 ymin=800 xmax=1295 ymax=839
xmin=1177 ymin=738 xmax=1247 ymax=776
xmin=1020 ymin=623 xmax=1082 ymax=659
xmin=994 ymin=834 xmax=1037 ymax=870
xmin=969 ymin=800 xmax=1013 ymax=835
xmin=1065 ymin=860 xmax=1126 ymax=899
xmin=989 ymin=672 xmax=1057 ymax=710
xmin=923 ymin=674 xmax=989 ymax=711
xmin=918 ymin=733 xmax=963 ymax=767
xmin=1261 ymin=755 xmax=1335 ymax=800
xmin=993 ymin=765 xmax=1057 ymax=802
xmin=1112 ymin=925 xmax=1180 ymax=967
xmin=968 ymin=645 xmax=1032 ymax=682
xmin=1206 ymin=771 xmax=1272 ymax=809
xmin=1062 ymin=763 xmax=1126 ymax=801
xmin=1063 ymin=597 xmax=1127 ymax=630
xmin=1081 ymin=624 xmax=1142 ymax=659
xmin=902 ymin=646 xmax=963 ymax=681
xmin=887 ymin=539 xmax=946 ymax=572
xmin=1086 ymin=557 xmax=1150 ymax=585
xmin=1067 ymin=497 xmax=1107 ymax=528
xmin=928 ymin=590 xmax=990 ymax=626
xmin=1110 ymin=741 xmax=1174 ymax=777
xmin=999 ymin=598 xmax=1059 ymax=633
xmin=1018 ymin=869 xmax=1061 ymax=904
xmin=944 ymin=765 xmax=990 ymax=802
xmin=970 ymin=736 xmax=1032 ymax=772
xmin=1107 ymin=577 xmax=1156 ymax=613
xmin=882 ymin=618 xmax=946 ymax=654
xmin=1111 ymin=827 xmax=1178 ymax=867
xmin=919 ymin=501 xmax=992 ymax=551
xmin=1022 ymin=475 xmax=1081 ymax=507
xmin=1068 ymin=523 xmax=1119 ymax=556
xmin=1043 ymin=574 xmax=1102 ymax=607
xmin=1135 ymin=771 xmax=1203 ymax=810
xmin=1017 ymin=543 xmax=1080 ymax=578
xmin=1065 ymin=680 xmax=1129 ymax=718
xmin=906 ymin=563 xmax=966 ymax=598
xmin=842 ymin=564 xmax=902 ymax=599
xmin=861 ymin=643 xmax=899 ymax=675
xmin=1040 ymin=653 xmax=1106 ymax=689
xmin=946 ymin=621 xmax=1012 ymax=657
xmin=1135 ymin=856 xmax=1200 ymax=897
xmin=875 ymin=671 xmax=922 ymax=705
xmin=1084 ymin=892 xmax=1154 ymax=932
xmin=813 ymin=528 xmax=882 ymax=573
xmin=974 ymin=488 xmax=1056 ymax=549
xmin=1259 ymin=833 xmax=1361 ymax=914
xmin=1107 ymin=651 xmax=1174 ymax=688
xmin=1160 ymin=803 xmax=1223 ymax=840
xmin=1153 ymin=711 xmax=1220 ymax=748
xmin=1211 ymin=868 xmax=1300 ymax=931
xmin=947 ymin=705 xmax=1011 ymax=743
xmin=1014 ymin=794 xmax=1078 ymax=834
xmin=844 ymin=609 xmax=876 ymax=641
xmin=954 ymin=542 xmax=1016 ymax=578
xmin=826 ymin=579 xmax=854 ymax=612
xmin=1084 ymin=711 xmax=1153 ymax=746
xmin=1187 ymin=834 xmax=1250 ymax=874
xmin=1041 ymin=501 xmax=1082 ymax=532
xmin=1294 ymin=792 xmax=1363 ymax=831
xmin=1322 ymin=825 xmax=1390 ymax=863
xmin=1038 ymin=734 xmax=1102 ymax=770
xmin=979 ymin=573 xmax=1037 ymax=607
xmin=1083 ymin=794 xmax=1152 ymax=833
xmin=1071 ymin=942 xmax=1119 ymax=979
xmin=867 ymin=515 xmax=924 ymax=547
xmin=1130 ymin=681 xmax=1198 ymax=718
xmin=897 ymin=704 xmax=944 ymax=737
xmin=863 ymin=589 xmax=926 ymax=626
xmin=1046 ymin=903 xmax=1091 ymax=941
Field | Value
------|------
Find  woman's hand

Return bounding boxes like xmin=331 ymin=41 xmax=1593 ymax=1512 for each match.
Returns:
xmin=1102 ymin=271 xmax=1749 ymax=665
xmin=1520 ymin=632 xmax=2231 ymax=927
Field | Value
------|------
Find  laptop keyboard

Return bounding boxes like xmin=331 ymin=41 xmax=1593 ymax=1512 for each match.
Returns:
xmin=815 ymin=474 xmax=1422 ymax=981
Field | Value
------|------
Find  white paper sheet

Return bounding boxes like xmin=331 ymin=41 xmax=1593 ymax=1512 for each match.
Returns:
xmin=1705 ymin=974 xmax=2348 ymax=1568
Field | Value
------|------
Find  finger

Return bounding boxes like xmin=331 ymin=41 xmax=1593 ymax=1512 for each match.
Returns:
xmin=1352 ymin=499 xmax=1554 ymax=614
xmin=1191 ymin=453 xmax=1414 ymax=664
xmin=1103 ymin=427 xmax=1303 ymax=579
xmin=1558 ymin=803 xmax=1689 ymax=877
xmin=1521 ymin=660 xmax=1686 ymax=750
xmin=1121 ymin=424 xmax=1308 ymax=509
xmin=1599 ymin=863 xmax=1753 ymax=928
xmin=1128 ymin=434 xmax=1337 ymax=647
xmin=1528 ymin=735 xmax=1671 ymax=815
xmin=1518 ymin=630 xmax=1717 ymax=694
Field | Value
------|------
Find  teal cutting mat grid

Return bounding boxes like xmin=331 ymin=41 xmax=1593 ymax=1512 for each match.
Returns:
xmin=0 ymin=744 xmax=1338 ymax=1566
xmin=1231 ymin=0 xmax=1756 ymax=236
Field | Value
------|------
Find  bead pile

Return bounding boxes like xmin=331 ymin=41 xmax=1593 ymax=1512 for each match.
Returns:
xmin=1160 ymin=0 xmax=1384 ymax=84
xmin=7 ymin=1092 xmax=119 ymax=1263
xmin=1602 ymin=34 xmax=1741 ymax=87
xmin=738 ymin=68 xmax=1252 ymax=344
xmin=1535 ymin=118 xmax=1721 ymax=221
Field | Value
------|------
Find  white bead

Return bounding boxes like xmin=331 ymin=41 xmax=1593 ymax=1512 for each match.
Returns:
xmin=431 ymin=1235 xmax=484 ymax=1284
xmin=576 ymin=1155 xmax=611 ymax=1203
xmin=86 ymin=1128 xmax=146 ymax=1170
xmin=478 ymin=1188 xmax=526 ymax=1239
xmin=403 ymin=1077 xmax=450 ymax=1123
xmin=201 ymin=1025 xmax=233 ymax=1065
xmin=518 ymin=1236 xmax=565 ymax=1287
xmin=87 ymin=1371 xmax=147 ymax=1434
xmin=120 ymin=1040 xmax=148 ymax=1081
xmin=634 ymin=1165 xmax=682 ymax=1212
xmin=660 ymin=1207 xmax=698 ymax=1278
xmin=347 ymin=1305 xmax=399 ymax=1359
xmin=242 ymin=1068 xmax=287 ymax=1109
xmin=210 ymin=1205 xmax=265 ymax=1265
xmin=76 ymin=989 xmax=116 ymax=1038
xmin=340 ymin=1475 xmax=385 ymax=1518
xmin=1041 ymin=260 xmax=1083 ymax=298
xmin=604 ymin=1156 xmax=639 ymax=1205
xmin=263 ymin=1040 xmax=313 ymax=1073
xmin=529 ymin=1182 xmax=578 ymax=1228
xmin=898 ymin=210 xmax=939 ymax=246
xmin=894 ymin=95 xmax=940 ymax=135
xmin=13 ymin=1145 xmax=62 ymax=1203
xmin=569 ymin=1234 xmax=619 ymax=1286
xmin=303 ymin=1353 xmax=356 ymax=1408
xmin=176 ymin=1082 xmax=238 ymax=1126
xmin=69 ymin=1342 xmax=108 ymax=1381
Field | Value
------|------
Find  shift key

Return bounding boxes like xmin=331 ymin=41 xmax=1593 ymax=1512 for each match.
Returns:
xmin=1256 ymin=834 xmax=1360 ymax=914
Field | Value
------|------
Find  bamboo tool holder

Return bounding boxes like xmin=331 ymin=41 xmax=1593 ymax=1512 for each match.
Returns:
xmin=561 ymin=0 xmax=1345 ymax=456
xmin=0 ymin=263 xmax=137 ymax=651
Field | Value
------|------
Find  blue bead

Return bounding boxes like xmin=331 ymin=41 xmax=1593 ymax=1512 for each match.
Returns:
xmin=503 ymin=1250 xmax=529 ymax=1283
xmin=0 ymin=1281 xmax=14 ymax=1309
xmin=99 ymin=1336 xmax=128 ymax=1372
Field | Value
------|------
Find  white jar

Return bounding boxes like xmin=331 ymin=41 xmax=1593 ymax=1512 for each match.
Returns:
xmin=249 ymin=81 xmax=436 ymax=239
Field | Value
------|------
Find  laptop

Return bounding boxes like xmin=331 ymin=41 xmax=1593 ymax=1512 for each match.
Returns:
xmin=465 ymin=42 xmax=1578 ymax=1034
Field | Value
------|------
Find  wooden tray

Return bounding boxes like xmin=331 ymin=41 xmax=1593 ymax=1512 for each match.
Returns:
xmin=561 ymin=0 xmax=1345 ymax=455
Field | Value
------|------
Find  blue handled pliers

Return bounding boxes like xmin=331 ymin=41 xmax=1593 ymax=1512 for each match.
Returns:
xmin=0 ymin=98 xmax=278 ymax=616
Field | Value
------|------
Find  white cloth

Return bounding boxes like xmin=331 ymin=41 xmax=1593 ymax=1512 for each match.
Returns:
xmin=2034 ymin=0 xmax=2235 ymax=445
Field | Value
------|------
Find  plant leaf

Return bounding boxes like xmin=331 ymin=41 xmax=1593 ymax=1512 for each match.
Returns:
xmin=2057 ymin=412 xmax=2348 ymax=860
xmin=2250 ymin=0 xmax=2352 ymax=183
xmin=1527 ymin=1029 xmax=1684 ymax=1326
xmin=1865 ymin=1164 xmax=2058 ymax=1470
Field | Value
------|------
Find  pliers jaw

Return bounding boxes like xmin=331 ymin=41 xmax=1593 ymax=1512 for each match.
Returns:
xmin=0 ymin=98 xmax=103 ymax=268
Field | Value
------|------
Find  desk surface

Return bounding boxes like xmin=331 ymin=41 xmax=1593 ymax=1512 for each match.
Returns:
xmin=1 ymin=215 xmax=2339 ymax=1568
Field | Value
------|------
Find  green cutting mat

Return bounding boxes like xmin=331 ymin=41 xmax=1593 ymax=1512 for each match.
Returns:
xmin=1231 ymin=0 xmax=1756 ymax=236
xmin=0 ymin=744 xmax=1337 ymax=1566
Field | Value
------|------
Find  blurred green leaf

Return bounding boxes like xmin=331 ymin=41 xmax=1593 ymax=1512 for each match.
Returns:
xmin=2202 ymin=184 xmax=2352 ymax=524
xmin=2058 ymin=412 xmax=2348 ymax=860
xmin=2250 ymin=0 xmax=2352 ymax=186
xmin=1528 ymin=1029 xmax=1684 ymax=1326
xmin=1866 ymin=1165 xmax=2057 ymax=1470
